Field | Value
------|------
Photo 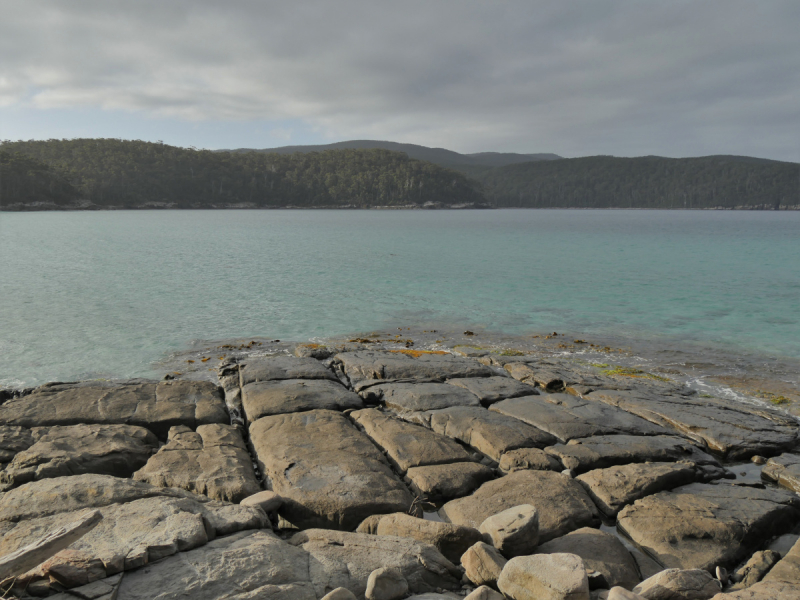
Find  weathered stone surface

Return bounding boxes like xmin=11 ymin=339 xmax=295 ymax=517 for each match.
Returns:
xmin=731 ymin=550 xmax=781 ymax=589
xmin=289 ymin=529 xmax=462 ymax=598
xmin=439 ymin=470 xmax=600 ymax=544
xmin=366 ymin=567 xmax=409 ymax=600
xmin=352 ymin=409 xmax=471 ymax=472
xmin=608 ymin=588 xmax=647 ymax=600
xmin=133 ymin=424 xmax=261 ymax=503
xmin=761 ymin=453 xmax=800 ymax=493
xmin=0 ymin=426 xmax=33 ymax=463
xmin=617 ymin=483 xmax=800 ymax=571
xmin=249 ymin=410 xmax=412 ymax=530
xmin=0 ymin=424 xmax=158 ymax=487
xmin=361 ymin=383 xmax=481 ymax=412
xmin=633 ymin=569 xmax=721 ymax=599
xmin=546 ymin=435 xmax=720 ymax=475
xmin=462 ymin=542 xmax=507 ymax=587
xmin=479 ymin=505 xmax=539 ymax=558
xmin=504 ymin=363 xmax=567 ymax=392
xmin=445 ymin=377 xmax=538 ymax=406
xmin=538 ymin=528 xmax=641 ymax=591
xmin=0 ymin=380 xmax=228 ymax=439
xmin=335 ymin=351 xmax=493 ymax=385
xmin=241 ymin=379 xmax=362 ymax=422
xmin=241 ymin=490 xmax=283 ymax=514
xmin=498 ymin=553 xmax=590 ymax=600
xmin=464 ymin=585 xmax=505 ymax=600
xmin=491 ymin=395 xmax=665 ymax=442
xmin=239 ymin=356 xmax=337 ymax=385
xmin=322 ymin=588 xmax=359 ymax=600
xmin=576 ymin=462 xmax=704 ymax=517
xmin=500 ymin=448 xmax=562 ymax=473
xmin=763 ymin=536 xmax=800 ymax=584
xmin=708 ymin=581 xmax=800 ymax=599
xmin=405 ymin=462 xmax=495 ymax=502
xmin=586 ymin=390 xmax=800 ymax=460
xmin=423 ymin=406 xmax=557 ymax=461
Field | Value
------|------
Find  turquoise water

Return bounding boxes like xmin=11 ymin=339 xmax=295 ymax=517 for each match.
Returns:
xmin=1 ymin=209 xmax=799 ymax=387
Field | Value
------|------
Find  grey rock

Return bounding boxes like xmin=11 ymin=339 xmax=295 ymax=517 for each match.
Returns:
xmin=240 ymin=490 xmax=283 ymax=514
xmin=241 ymin=379 xmax=362 ymax=422
xmin=705 ymin=581 xmax=800 ymax=599
xmin=761 ymin=453 xmax=800 ymax=493
xmin=335 ymin=351 xmax=493 ymax=385
xmin=405 ymin=462 xmax=495 ymax=502
xmin=249 ymin=410 xmax=412 ymax=530
xmin=322 ymin=588 xmax=360 ymax=600
xmin=633 ymin=568 xmax=721 ymax=599
xmin=491 ymin=395 xmax=665 ymax=442
xmin=617 ymin=483 xmax=800 ymax=571
xmin=479 ymin=504 xmax=539 ymax=558
xmin=464 ymin=585 xmax=505 ymax=600
xmin=498 ymin=553 xmax=590 ymax=600
xmin=133 ymin=424 xmax=261 ymax=503
xmin=730 ymin=550 xmax=781 ymax=589
xmin=445 ymin=377 xmax=538 ymax=406
xmin=607 ymin=589 xmax=646 ymax=600
xmin=239 ymin=355 xmax=337 ymax=385
xmin=504 ymin=363 xmax=566 ymax=392
xmin=366 ymin=567 xmax=409 ymax=600
xmin=763 ymin=535 xmax=800 ymax=584
xmin=439 ymin=470 xmax=600 ymax=543
xmin=500 ymin=448 xmax=562 ymax=473
xmin=461 ymin=542 xmax=507 ymax=587
xmin=0 ymin=426 xmax=34 ymax=463
xmin=362 ymin=383 xmax=481 ymax=412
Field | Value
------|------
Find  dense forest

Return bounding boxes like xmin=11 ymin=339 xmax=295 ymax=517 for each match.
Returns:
xmin=0 ymin=139 xmax=485 ymax=209
xmin=0 ymin=150 xmax=81 ymax=206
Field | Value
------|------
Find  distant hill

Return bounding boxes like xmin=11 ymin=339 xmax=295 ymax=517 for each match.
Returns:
xmin=0 ymin=150 xmax=81 ymax=207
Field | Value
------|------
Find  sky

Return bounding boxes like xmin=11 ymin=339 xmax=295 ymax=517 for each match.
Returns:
xmin=1 ymin=1 xmax=798 ymax=162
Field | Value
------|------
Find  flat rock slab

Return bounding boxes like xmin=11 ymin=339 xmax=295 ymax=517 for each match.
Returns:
xmin=0 ymin=380 xmax=228 ymax=439
xmin=239 ymin=356 xmax=338 ymax=385
xmin=545 ymin=435 xmax=721 ymax=474
xmin=0 ymin=426 xmax=34 ymax=463
xmin=438 ymin=470 xmax=600 ymax=543
xmin=0 ymin=424 xmax=158 ymax=488
xmin=362 ymin=383 xmax=481 ymax=412
xmin=249 ymin=410 xmax=412 ymax=530
xmin=445 ymin=377 xmax=537 ymax=406
xmin=336 ymin=351 xmax=493 ymax=385
xmin=241 ymin=379 xmax=363 ymax=422
xmin=762 ymin=453 xmax=800 ymax=493
xmin=404 ymin=462 xmax=495 ymax=502
xmin=586 ymin=390 xmax=800 ymax=460
xmin=422 ymin=406 xmax=557 ymax=461
xmin=289 ymin=529 xmax=462 ymax=598
xmin=617 ymin=483 xmax=800 ymax=571
xmin=133 ymin=424 xmax=261 ymax=503
xmin=351 ymin=409 xmax=471 ymax=472
xmin=490 ymin=394 xmax=666 ymax=442
xmin=499 ymin=448 xmax=562 ymax=473
xmin=576 ymin=461 xmax=703 ymax=517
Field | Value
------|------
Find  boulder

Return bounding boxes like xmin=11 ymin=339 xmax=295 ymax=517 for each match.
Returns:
xmin=361 ymin=383 xmax=481 ymax=412
xmin=763 ymin=536 xmax=800 ymax=584
xmin=707 ymin=581 xmax=800 ymax=599
xmin=730 ymin=550 xmax=781 ymax=589
xmin=241 ymin=490 xmax=283 ymax=514
xmin=335 ymin=351 xmax=493 ymax=385
xmin=366 ymin=567 xmax=409 ymax=600
xmin=445 ymin=377 xmax=538 ymax=406
xmin=133 ymin=424 xmax=261 ymax=503
xmin=239 ymin=356 xmax=337 ymax=385
xmin=351 ymin=409 xmax=471 ymax=472
xmin=322 ymin=589 xmax=359 ymax=600
xmin=761 ymin=453 xmax=800 ymax=493
xmin=461 ymin=542 xmax=507 ymax=587
xmin=479 ymin=505 xmax=539 ymax=558
xmin=500 ymin=448 xmax=562 ymax=473
xmin=498 ymin=553 xmax=590 ymax=600
xmin=464 ymin=586 xmax=505 ymax=600
xmin=490 ymin=395 xmax=665 ymax=442
xmin=608 ymin=589 xmax=647 ymax=600
xmin=439 ymin=470 xmax=600 ymax=543
xmin=617 ymin=483 xmax=800 ymax=571
xmin=241 ymin=379 xmax=362 ymax=422
xmin=405 ymin=462 xmax=495 ymax=502
xmin=0 ymin=424 xmax=158 ymax=487
xmin=537 ymin=527 xmax=641 ymax=591
xmin=249 ymin=410 xmax=412 ymax=530
xmin=633 ymin=569 xmax=721 ymax=599
xmin=0 ymin=426 xmax=34 ymax=463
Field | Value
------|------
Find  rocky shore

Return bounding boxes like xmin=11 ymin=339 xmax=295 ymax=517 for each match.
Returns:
xmin=0 ymin=339 xmax=799 ymax=599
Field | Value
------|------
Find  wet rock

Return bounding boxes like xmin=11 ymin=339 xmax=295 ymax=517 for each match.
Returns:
xmin=439 ymin=470 xmax=600 ymax=544
xmin=351 ymin=409 xmax=471 ymax=472
xmin=0 ymin=424 xmax=158 ymax=487
xmin=498 ymin=553 xmax=590 ymax=600
xmin=405 ymin=462 xmax=495 ymax=502
xmin=361 ymin=383 xmax=481 ymax=412
xmin=464 ymin=585 xmax=505 ymax=600
xmin=461 ymin=542 xmax=507 ymax=587
xmin=249 ymin=410 xmax=412 ymax=530
xmin=546 ymin=435 xmax=721 ymax=475
xmin=763 ymin=536 xmax=800 ymax=584
xmin=0 ymin=426 xmax=34 ymax=463
xmin=491 ymin=394 xmax=665 ymax=442
xmin=479 ymin=505 xmax=539 ymax=558
xmin=633 ymin=568 xmax=721 ymax=599
xmin=761 ymin=453 xmax=800 ymax=493
xmin=586 ymin=390 xmax=800 ymax=460
xmin=239 ymin=355 xmax=337 ymax=385
xmin=445 ymin=377 xmax=538 ymax=406
xmin=366 ymin=567 xmax=409 ymax=600
xmin=240 ymin=490 xmax=283 ymax=514
xmin=538 ymin=527 xmax=641 ymax=591
xmin=0 ymin=380 xmax=228 ymax=439
xmin=504 ymin=363 xmax=566 ymax=392
xmin=500 ymin=448 xmax=562 ymax=473
xmin=730 ymin=550 xmax=781 ymax=589
xmin=617 ymin=483 xmax=800 ymax=571
xmin=576 ymin=462 xmax=704 ymax=517
xmin=241 ymin=379 xmax=363 ymax=422
xmin=133 ymin=424 xmax=261 ymax=503
xmin=335 ymin=351 xmax=493 ymax=385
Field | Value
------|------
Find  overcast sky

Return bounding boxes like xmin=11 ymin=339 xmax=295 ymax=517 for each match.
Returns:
xmin=1 ymin=1 xmax=798 ymax=161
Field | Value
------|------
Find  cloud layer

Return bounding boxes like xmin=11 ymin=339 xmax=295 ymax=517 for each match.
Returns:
xmin=2 ymin=1 xmax=798 ymax=160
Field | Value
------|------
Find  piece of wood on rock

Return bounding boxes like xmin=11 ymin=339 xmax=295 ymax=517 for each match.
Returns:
xmin=537 ymin=527 xmax=641 ymax=591
xmin=0 ymin=474 xmax=267 ymax=593
xmin=239 ymin=355 xmax=338 ymax=385
xmin=617 ymin=483 xmax=800 ymax=571
xmin=586 ymin=390 xmax=800 ymax=460
xmin=761 ymin=453 xmax=800 ymax=493
xmin=445 ymin=377 xmax=538 ymax=406
xmin=490 ymin=394 xmax=666 ymax=442
xmin=500 ymin=448 xmax=562 ymax=473
xmin=439 ymin=470 xmax=600 ymax=544
xmin=360 ymin=382 xmax=481 ymax=412
xmin=351 ymin=408 xmax=471 ymax=472
xmin=498 ymin=553 xmax=590 ymax=600
xmin=0 ymin=423 xmax=158 ymax=488
xmin=133 ymin=423 xmax=261 ymax=503
xmin=0 ymin=380 xmax=228 ymax=439
xmin=404 ymin=462 xmax=495 ymax=502
xmin=462 ymin=542 xmax=507 ymax=587
xmin=479 ymin=504 xmax=539 ymax=558
xmin=632 ymin=568 xmax=721 ymax=599
xmin=335 ymin=350 xmax=493 ymax=385
xmin=241 ymin=378 xmax=363 ymax=423
xmin=249 ymin=409 xmax=412 ymax=530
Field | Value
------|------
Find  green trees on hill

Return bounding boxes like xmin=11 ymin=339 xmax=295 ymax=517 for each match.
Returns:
xmin=0 ymin=150 xmax=80 ymax=206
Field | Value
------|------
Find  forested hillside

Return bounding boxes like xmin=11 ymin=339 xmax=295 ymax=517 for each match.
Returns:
xmin=0 ymin=139 xmax=485 ymax=209
xmin=0 ymin=151 xmax=81 ymax=206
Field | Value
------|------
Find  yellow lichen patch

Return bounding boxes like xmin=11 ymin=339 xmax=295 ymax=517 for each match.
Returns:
xmin=349 ymin=338 xmax=378 ymax=344
xmin=201 ymin=357 xmax=210 ymax=362
xmin=601 ymin=366 xmax=670 ymax=382
xmin=388 ymin=349 xmax=449 ymax=358
xmin=498 ymin=350 xmax=526 ymax=356
xmin=754 ymin=390 xmax=792 ymax=405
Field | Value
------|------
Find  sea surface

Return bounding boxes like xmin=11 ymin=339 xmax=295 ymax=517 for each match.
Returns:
xmin=1 ymin=209 xmax=799 ymax=389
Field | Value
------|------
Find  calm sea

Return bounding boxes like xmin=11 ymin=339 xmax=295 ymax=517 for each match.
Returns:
xmin=1 ymin=209 xmax=799 ymax=388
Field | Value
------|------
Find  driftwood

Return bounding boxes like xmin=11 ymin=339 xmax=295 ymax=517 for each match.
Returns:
xmin=0 ymin=509 xmax=103 ymax=581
